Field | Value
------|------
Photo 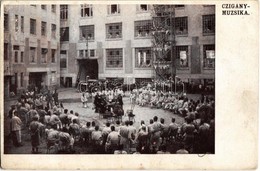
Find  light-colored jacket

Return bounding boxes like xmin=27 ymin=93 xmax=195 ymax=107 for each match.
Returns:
xmin=11 ymin=116 xmax=22 ymax=131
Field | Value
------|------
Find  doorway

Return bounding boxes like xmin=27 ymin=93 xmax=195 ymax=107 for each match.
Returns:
xmin=29 ymin=72 xmax=46 ymax=91
xmin=78 ymin=59 xmax=98 ymax=81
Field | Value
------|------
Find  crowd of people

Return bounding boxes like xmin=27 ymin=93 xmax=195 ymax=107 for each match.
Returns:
xmin=6 ymin=83 xmax=215 ymax=154
xmin=130 ymin=87 xmax=215 ymax=117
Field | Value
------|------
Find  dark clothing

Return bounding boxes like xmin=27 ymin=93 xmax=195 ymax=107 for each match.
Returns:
xmin=53 ymin=92 xmax=59 ymax=105
xmin=117 ymin=95 xmax=123 ymax=107
xmin=29 ymin=121 xmax=43 ymax=147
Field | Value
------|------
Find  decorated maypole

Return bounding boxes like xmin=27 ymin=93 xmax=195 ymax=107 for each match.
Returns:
xmin=151 ymin=5 xmax=176 ymax=92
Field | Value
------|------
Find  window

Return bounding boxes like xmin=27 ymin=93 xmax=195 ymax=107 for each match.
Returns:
xmin=41 ymin=21 xmax=47 ymax=36
xmin=175 ymin=17 xmax=188 ymax=35
xmin=20 ymin=73 xmax=24 ymax=87
xmin=137 ymin=4 xmax=149 ymax=12
xmin=81 ymin=4 xmax=93 ymax=17
xmin=90 ymin=50 xmax=95 ymax=57
xmin=4 ymin=14 xmax=8 ymax=31
xmin=14 ymin=51 xmax=18 ymax=63
xmin=79 ymin=25 xmax=94 ymax=40
xmin=31 ymin=5 xmax=36 ymax=7
xmin=15 ymin=15 xmax=19 ymax=32
xmin=4 ymin=43 xmax=8 ymax=60
xmin=60 ymin=5 xmax=68 ymax=20
xmin=60 ymin=27 xmax=69 ymax=41
xmin=79 ymin=50 xmax=84 ymax=58
xmin=203 ymin=44 xmax=215 ymax=68
xmin=13 ymin=45 xmax=19 ymax=63
xmin=176 ymin=46 xmax=189 ymax=67
xmin=108 ymin=4 xmax=120 ymax=15
xmin=79 ymin=49 xmax=95 ymax=58
xmin=106 ymin=49 xmax=123 ymax=68
xmin=135 ymin=48 xmax=152 ymax=68
xmin=20 ymin=52 xmax=24 ymax=63
xmin=106 ymin=23 xmax=122 ymax=39
xmin=41 ymin=48 xmax=48 ymax=63
xmin=51 ymin=49 xmax=56 ymax=63
xmin=41 ymin=5 xmax=46 ymax=10
xmin=30 ymin=47 xmax=36 ymax=63
xmin=60 ymin=50 xmax=67 ymax=68
xmin=135 ymin=20 xmax=152 ymax=38
xmin=30 ymin=18 xmax=36 ymax=35
xmin=203 ymin=15 xmax=215 ymax=34
xmin=21 ymin=16 xmax=24 ymax=33
xmin=51 ymin=5 xmax=56 ymax=13
xmin=51 ymin=24 xmax=56 ymax=39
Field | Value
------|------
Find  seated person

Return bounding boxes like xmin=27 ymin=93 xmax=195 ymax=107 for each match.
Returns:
xmin=58 ymin=131 xmax=74 ymax=151
xmin=150 ymin=93 xmax=157 ymax=108
xmin=69 ymin=119 xmax=81 ymax=138
xmin=45 ymin=126 xmax=60 ymax=151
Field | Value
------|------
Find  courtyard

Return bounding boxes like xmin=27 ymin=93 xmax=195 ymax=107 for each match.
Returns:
xmin=4 ymin=88 xmax=205 ymax=154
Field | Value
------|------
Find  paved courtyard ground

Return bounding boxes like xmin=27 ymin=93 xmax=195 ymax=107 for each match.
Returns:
xmin=3 ymin=88 xmax=205 ymax=154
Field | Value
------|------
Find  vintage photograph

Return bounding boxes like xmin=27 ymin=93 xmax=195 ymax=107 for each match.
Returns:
xmin=3 ymin=4 xmax=215 ymax=155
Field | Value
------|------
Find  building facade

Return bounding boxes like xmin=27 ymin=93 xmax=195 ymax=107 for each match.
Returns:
xmin=59 ymin=4 xmax=215 ymax=88
xmin=3 ymin=4 xmax=215 ymax=96
xmin=4 ymin=5 xmax=60 ymax=97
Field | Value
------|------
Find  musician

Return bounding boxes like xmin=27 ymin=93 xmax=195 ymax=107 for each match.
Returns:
xmin=117 ymin=94 xmax=123 ymax=108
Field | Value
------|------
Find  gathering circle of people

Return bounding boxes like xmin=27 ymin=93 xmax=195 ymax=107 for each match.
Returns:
xmin=7 ymin=81 xmax=215 ymax=154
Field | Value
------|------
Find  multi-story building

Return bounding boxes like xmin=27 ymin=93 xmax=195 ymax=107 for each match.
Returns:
xmin=59 ymin=4 xmax=215 ymax=88
xmin=3 ymin=4 xmax=60 ymax=97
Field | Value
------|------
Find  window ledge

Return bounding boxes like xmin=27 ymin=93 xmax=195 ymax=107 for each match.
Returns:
xmin=105 ymin=68 xmax=123 ymax=70
xmin=203 ymin=67 xmax=215 ymax=70
xmin=106 ymin=38 xmax=123 ymax=41
xmin=78 ymin=39 xmax=95 ymax=43
xmin=134 ymin=36 xmax=152 ymax=39
xmin=80 ymin=16 xmax=93 ymax=19
xmin=134 ymin=67 xmax=153 ymax=70
xmin=107 ymin=14 xmax=121 ymax=17
xmin=136 ymin=11 xmax=150 ymax=14
xmin=203 ymin=33 xmax=215 ymax=36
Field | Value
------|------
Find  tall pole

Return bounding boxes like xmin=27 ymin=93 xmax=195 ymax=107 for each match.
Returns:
xmin=85 ymin=37 xmax=88 ymax=82
xmin=170 ymin=5 xmax=176 ymax=93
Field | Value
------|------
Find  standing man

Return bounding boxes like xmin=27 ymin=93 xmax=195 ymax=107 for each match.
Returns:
xmin=53 ymin=88 xmax=59 ymax=106
xmin=128 ymin=121 xmax=137 ymax=152
xmin=29 ymin=116 xmax=44 ymax=153
xmin=119 ymin=121 xmax=130 ymax=153
xmin=11 ymin=110 xmax=23 ymax=147
xmin=46 ymin=89 xmax=53 ymax=109
xmin=105 ymin=126 xmax=120 ymax=154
